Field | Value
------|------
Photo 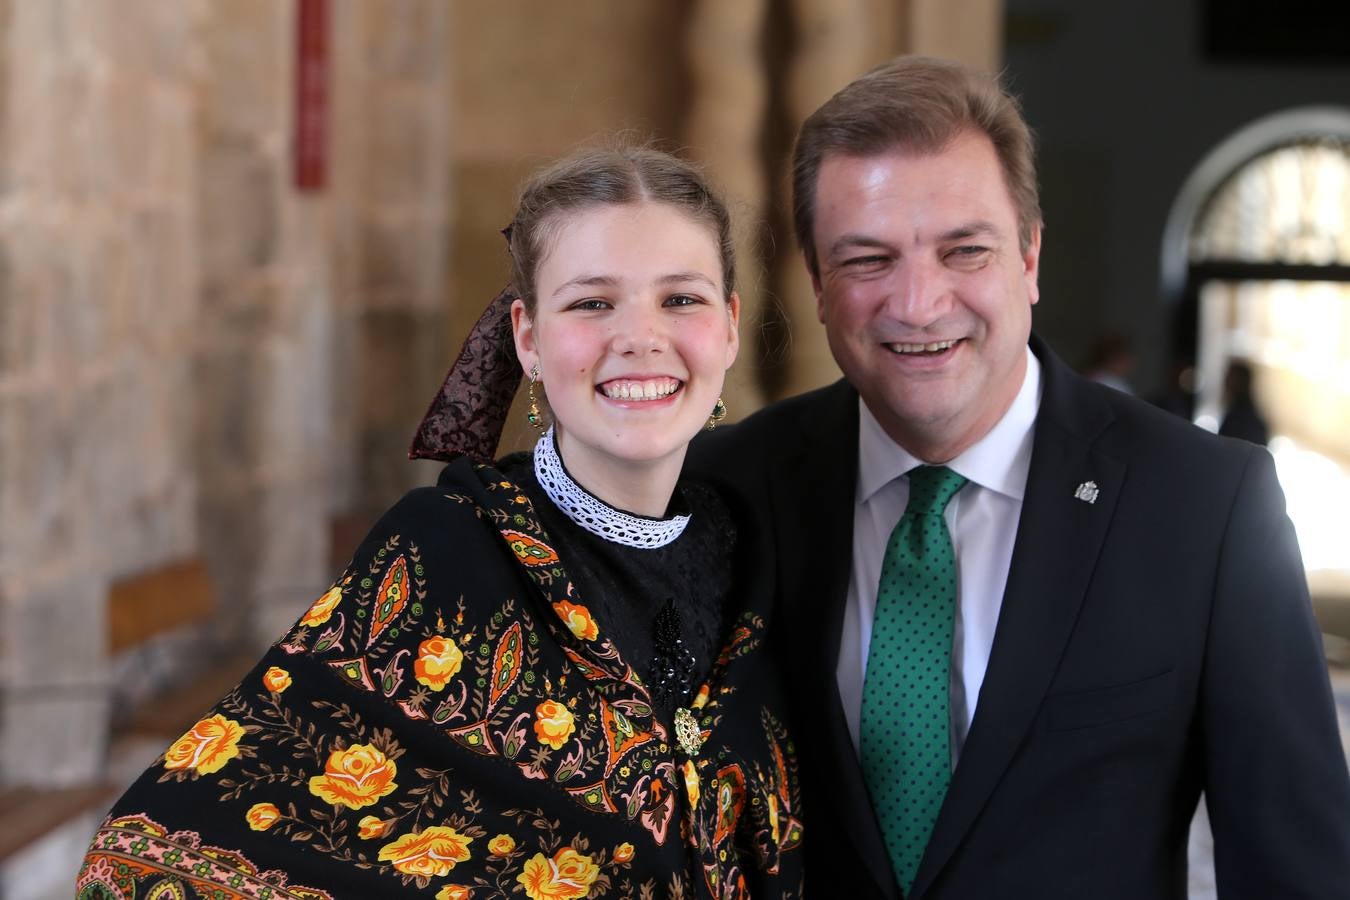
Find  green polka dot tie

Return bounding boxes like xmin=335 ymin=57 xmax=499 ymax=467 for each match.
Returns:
xmin=860 ymin=465 xmax=967 ymax=895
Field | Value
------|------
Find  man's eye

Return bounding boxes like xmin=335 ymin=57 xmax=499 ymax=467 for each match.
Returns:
xmin=844 ymin=255 xmax=887 ymax=268
xmin=948 ymin=245 xmax=989 ymax=259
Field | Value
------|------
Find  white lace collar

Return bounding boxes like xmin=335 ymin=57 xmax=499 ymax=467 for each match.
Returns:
xmin=532 ymin=427 xmax=690 ymax=549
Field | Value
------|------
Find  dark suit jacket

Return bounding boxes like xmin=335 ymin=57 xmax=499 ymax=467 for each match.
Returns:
xmin=688 ymin=337 xmax=1350 ymax=899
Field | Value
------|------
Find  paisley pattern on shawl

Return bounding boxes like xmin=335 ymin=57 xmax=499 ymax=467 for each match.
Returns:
xmin=79 ymin=457 xmax=803 ymax=899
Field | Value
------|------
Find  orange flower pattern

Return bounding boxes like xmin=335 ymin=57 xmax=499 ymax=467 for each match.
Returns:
xmin=262 ymin=666 xmax=292 ymax=693
xmin=551 ymin=600 xmax=599 ymax=642
xmin=162 ymin=714 xmax=245 ymax=775
xmin=300 ymin=585 xmax=342 ymax=627
xmin=377 ymin=825 xmax=473 ymax=877
xmin=532 ymin=699 xmax=576 ymax=750
xmin=517 ymin=847 xmax=600 ymax=900
xmin=414 ymin=635 xmax=464 ymax=691
xmin=80 ymin=468 xmax=803 ymax=898
xmin=358 ymin=815 xmax=390 ymax=839
xmin=245 ymin=802 xmax=280 ymax=831
xmin=307 ymin=743 xmax=398 ymax=810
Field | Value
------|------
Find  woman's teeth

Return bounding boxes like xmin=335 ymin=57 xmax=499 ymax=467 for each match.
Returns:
xmin=600 ymin=378 xmax=681 ymax=400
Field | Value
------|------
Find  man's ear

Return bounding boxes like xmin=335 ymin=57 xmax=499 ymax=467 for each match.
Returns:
xmin=510 ymin=298 xmax=538 ymax=375
xmin=1023 ymin=223 xmax=1043 ymax=307
xmin=810 ymin=257 xmax=827 ymax=323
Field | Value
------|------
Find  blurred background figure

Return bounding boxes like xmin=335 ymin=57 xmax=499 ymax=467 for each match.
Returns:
xmin=1218 ymin=358 xmax=1270 ymax=446
xmin=1081 ymin=331 xmax=1137 ymax=394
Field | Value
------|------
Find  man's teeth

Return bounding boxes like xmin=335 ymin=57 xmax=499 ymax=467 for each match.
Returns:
xmin=890 ymin=339 xmax=957 ymax=354
xmin=601 ymin=378 xmax=681 ymax=400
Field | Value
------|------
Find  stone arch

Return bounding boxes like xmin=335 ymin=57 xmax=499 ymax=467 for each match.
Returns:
xmin=1160 ymin=105 xmax=1350 ymax=307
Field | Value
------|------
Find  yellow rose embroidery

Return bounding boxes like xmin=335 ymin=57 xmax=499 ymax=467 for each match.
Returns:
xmin=245 ymin=802 xmax=280 ymax=831
xmin=262 ymin=666 xmax=292 ymax=693
xmin=435 ymin=887 xmax=472 ymax=900
xmin=682 ymin=759 xmax=700 ymax=806
xmin=307 ymin=743 xmax=398 ymax=810
xmin=163 ymin=714 xmax=245 ymax=775
xmin=300 ymin=585 xmax=342 ymax=627
xmin=378 ymin=826 xmax=473 ymax=877
xmin=551 ymin=600 xmax=599 ymax=642
xmin=533 ymin=699 xmax=576 ymax=750
xmin=487 ymin=833 xmax=516 ymax=856
xmin=358 ymin=815 xmax=390 ymax=839
xmin=613 ymin=842 xmax=635 ymax=864
xmin=414 ymin=635 xmax=464 ymax=691
xmin=517 ymin=847 xmax=600 ymax=900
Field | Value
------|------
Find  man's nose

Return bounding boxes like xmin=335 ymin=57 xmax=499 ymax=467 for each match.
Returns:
xmin=885 ymin=259 xmax=952 ymax=326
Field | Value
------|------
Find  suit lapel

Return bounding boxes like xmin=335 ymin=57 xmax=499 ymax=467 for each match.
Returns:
xmin=770 ymin=383 xmax=901 ymax=898
xmin=910 ymin=341 xmax=1125 ymax=898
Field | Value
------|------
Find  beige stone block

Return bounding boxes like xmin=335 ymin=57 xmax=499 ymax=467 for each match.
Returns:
xmin=0 ymin=393 xmax=80 ymax=565
xmin=449 ymin=160 xmax=531 ymax=341
xmin=0 ymin=224 xmax=76 ymax=374
xmin=199 ymin=138 xmax=281 ymax=284
xmin=130 ymin=209 xmax=199 ymax=350
xmin=75 ymin=363 xmax=197 ymax=575
xmin=366 ymin=85 xmax=443 ymax=211
xmin=452 ymin=0 xmax=683 ymax=159
xmin=364 ymin=0 xmax=448 ymax=79
xmin=248 ymin=474 xmax=333 ymax=642
xmin=193 ymin=346 xmax=269 ymax=475
xmin=78 ymin=72 xmax=153 ymax=196
xmin=76 ymin=0 xmax=208 ymax=81
xmin=0 ymin=239 xmax=36 ymax=378
xmin=358 ymin=307 xmax=446 ymax=429
xmin=362 ymin=214 xmax=448 ymax=310
xmin=0 ymin=573 xmax=106 ymax=690
xmin=203 ymin=0 xmax=285 ymax=139
xmin=0 ymin=693 xmax=108 ymax=787
xmin=146 ymin=87 xmax=199 ymax=198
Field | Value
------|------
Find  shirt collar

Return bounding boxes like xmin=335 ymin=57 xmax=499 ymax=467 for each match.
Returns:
xmin=857 ymin=346 xmax=1042 ymax=504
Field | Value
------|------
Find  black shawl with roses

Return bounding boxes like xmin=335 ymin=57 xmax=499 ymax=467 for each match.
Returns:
xmin=78 ymin=456 xmax=804 ymax=900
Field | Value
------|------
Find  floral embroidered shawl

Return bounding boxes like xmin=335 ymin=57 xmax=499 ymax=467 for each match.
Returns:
xmin=79 ymin=457 xmax=804 ymax=899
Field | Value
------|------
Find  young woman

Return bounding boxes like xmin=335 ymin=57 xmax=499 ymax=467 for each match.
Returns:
xmin=79 ymin=149 xmax=804 ymax=899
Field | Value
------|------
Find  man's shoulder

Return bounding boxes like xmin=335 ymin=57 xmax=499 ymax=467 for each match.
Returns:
xmin=1058 ymin=369 xmax=1262 ymax=490
xmin=689 ymin=379 xmax=855 ymax=468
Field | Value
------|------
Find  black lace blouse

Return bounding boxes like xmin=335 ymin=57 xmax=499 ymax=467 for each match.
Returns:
xmin=500 ymin=454 xmax=735 ymax=722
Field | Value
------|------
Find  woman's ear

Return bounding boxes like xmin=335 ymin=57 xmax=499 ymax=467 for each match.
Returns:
xmin=510 ymin=297 xmax=537 ymax=377
xmin=724 ymin=291 xmax=741 ymax=368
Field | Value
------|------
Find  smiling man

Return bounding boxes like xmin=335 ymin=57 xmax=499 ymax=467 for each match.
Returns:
xmin=689 ymin=55 xmax=1350 ymax=899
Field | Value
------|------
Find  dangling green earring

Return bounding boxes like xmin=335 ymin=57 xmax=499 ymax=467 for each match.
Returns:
xmin=706 ymin=397 xmax=727 ymax=430
xmin=526 ymin=365 xmax=544 ymax=430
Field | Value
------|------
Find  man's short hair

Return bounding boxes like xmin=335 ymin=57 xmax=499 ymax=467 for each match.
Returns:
xmin=792 ymin=55 xmax=1042 ymax=276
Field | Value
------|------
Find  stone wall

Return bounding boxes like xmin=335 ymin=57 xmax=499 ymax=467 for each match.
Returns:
xmin=0 ymin=0 xmax=454 ymax=793
xmin=0 ymin=0 xmax=208 ymax=788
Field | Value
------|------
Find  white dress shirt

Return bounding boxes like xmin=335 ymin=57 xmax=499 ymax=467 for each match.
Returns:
xmin=838 ymin=347 xmax=1042 ymax=762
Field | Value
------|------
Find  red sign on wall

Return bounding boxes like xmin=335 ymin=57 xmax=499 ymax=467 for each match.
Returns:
xmin=294 ymin=0 xmax=329 ymax=191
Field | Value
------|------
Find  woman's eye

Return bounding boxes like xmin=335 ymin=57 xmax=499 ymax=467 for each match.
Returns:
xmin=569 ymin=298 xmax=611 ymax=311
xmin=664 ymin=294 xmax=703 ymax=307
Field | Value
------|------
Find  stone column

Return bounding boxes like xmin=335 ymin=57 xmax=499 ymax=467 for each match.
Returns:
xmin=346 ymin=0 xmax=453 ymax=516
xmin=684 ymin=0 xmax=770 ymax=415
xmin=194 ymin=0 xmax=335 ymax=647
xmin=0 ymin=0 xmax=207 ymax=787
xmin=775 ymin=0 xmax=902 ymax=398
